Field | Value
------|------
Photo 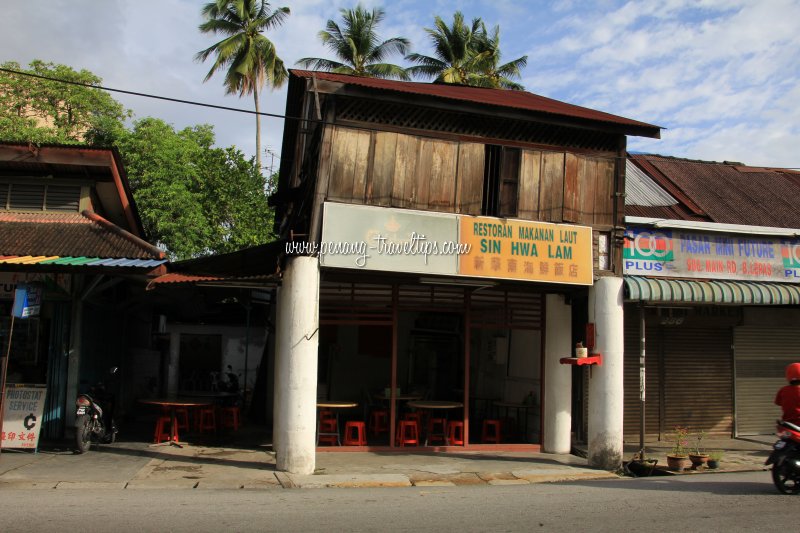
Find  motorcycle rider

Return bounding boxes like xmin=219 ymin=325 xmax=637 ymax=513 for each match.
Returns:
xmin=775 ymin=362 xmax=800 ymax=426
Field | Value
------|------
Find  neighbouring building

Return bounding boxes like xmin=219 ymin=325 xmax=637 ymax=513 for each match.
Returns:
xmin=0 ymin=143 xmax=167 ymax=440
xmin=623 ymin=154 xmax=800 ymax=444
xmin=268 ymin=71 xmax=661 ymax=473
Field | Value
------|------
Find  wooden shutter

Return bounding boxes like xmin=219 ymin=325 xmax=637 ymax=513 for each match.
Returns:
xmin=518 ymin=150 xmax=542 ymax=220
xmin=328 ymin=127 xmax=372 ymax=203
xmin=539 ymin=152 xmax=564 ymax=222
xmin=455 ymin=142 xmax=485 ymax=215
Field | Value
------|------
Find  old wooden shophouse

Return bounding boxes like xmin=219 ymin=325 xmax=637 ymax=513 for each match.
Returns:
xmin=270 ymin=71 xmax=661 ymax=474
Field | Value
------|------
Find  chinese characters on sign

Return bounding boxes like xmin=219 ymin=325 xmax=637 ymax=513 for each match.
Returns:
xmin=624 ymin=227 xmax=800 ymax=282
xmin=319 ymin=203 xmax=595 ymax=285
xmin=1 ymin=385 xmax=47 ymax=450
xmin=458 ymin=216 xmax=594 ymax=285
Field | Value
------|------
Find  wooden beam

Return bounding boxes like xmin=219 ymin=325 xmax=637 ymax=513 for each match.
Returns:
xmin=0 ymin=144 xmax=114 ymax=167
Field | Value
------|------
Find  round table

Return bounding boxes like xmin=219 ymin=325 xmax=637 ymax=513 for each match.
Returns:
xmin=139 ymin=398 xmax=213 ymax=447
xmin=316 ymin=401 xmax=358 ymax=446
xmin=406 ymin=401 xmax=464 ymax=445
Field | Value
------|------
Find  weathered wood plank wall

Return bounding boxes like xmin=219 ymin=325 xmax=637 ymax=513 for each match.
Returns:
xmin=325 ymin=125 xmax=615 ymax=226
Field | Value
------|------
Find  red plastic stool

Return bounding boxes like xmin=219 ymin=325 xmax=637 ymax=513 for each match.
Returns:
xmin=396 ymin=420 xmax=419 ymax=447
xmin=369 ymin=409 xmax=389 ymax=436
xmin=317 ymin=417 xmax=339 ymax=446
xmin=447 ymin=421 xmax=465 ymax=446
xmin=198 ymin=407 xmax=217 ymax=434
xmin=221 ymin=406 xmax=240 ymax=431
xmin=175 ymin=408 xmax=190 ymax=431
xmin=481 ymin=419 xmax=501 ymax=444
xmin=343 ymin=421 xmax=368 ymax=446
xmin=153 ymin=416 xmax=173 ymax=443
xmin=426 ymin=417 xmax=447 ymax=445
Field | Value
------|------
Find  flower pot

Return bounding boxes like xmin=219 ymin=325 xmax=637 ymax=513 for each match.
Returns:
xmin=689 ymin=453 xmax=709 ymax=470
xmin=666 ymin=455 xmax=691 ymax=472
xmin=707 ymin=459 xmax=719 ymax=469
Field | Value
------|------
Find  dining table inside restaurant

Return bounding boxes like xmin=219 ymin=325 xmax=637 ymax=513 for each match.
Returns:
xmin=316 ymin=401 xmax=359 ymax=446
xmin=138 ymin=398 xmax=213 ymax=447
xmin=405 ymin=400 xmax=464 ymax=445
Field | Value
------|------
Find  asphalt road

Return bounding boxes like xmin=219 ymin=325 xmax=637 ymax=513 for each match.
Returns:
xmin=0 ymin=471 xmax=795 ymax=532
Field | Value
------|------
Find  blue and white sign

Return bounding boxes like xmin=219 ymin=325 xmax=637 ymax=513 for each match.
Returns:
xmin=11 ymin=283 xmax=42 ymax=318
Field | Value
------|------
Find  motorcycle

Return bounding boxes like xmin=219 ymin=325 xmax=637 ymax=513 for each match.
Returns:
xmin=765 ymin=419 xmax=800 ymax=494
xmin=74 ymin=367 xmax=119 ymax=454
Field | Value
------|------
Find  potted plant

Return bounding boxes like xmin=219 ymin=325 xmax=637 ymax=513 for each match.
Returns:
xmin=688 ymin=430 xmax=709 ymax=469
xmin=666 ymin=426 xmax=691 ymax=472
xmin=707 ymin=450 xmax=723 ymax=469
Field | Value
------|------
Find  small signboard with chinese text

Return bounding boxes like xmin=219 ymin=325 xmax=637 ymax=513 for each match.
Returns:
xmin=1 ymin=384 xmax=47 ymax=450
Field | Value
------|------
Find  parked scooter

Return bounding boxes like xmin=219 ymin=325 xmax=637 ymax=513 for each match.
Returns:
xmin=765 ymin=419 xmax=800 ymax=494
xmin=74 ymin=367 xmax=119 ymax=454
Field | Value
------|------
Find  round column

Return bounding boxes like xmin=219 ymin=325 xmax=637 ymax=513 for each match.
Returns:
xmin=543 ymin=293 xmax=572 ymax=453
xmin=273 ymin=256 xmax=320 ymax=474
xmin=588 ymin=277 xmax=624 ymax=470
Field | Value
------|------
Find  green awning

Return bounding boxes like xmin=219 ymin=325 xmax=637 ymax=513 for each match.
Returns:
xmin=624 ymin=276 xmax=800 ymax=305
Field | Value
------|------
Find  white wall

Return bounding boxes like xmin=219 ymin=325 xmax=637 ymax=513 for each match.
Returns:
xmin=164 ymin=323 xmax=268 ymax=392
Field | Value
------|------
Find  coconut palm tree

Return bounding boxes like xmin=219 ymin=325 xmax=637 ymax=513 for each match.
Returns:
xmin=471 ymin=23 xmax=527 ymax=90
xmin=296 ymin=5 xmax=410 ymax=80
xmin=405 ymin=12 xmax=484 ymax=85
xmin=406 ymin=12 xmax=527 ymax=90
xmin=196 ymin=0 xmax=289 ymax=172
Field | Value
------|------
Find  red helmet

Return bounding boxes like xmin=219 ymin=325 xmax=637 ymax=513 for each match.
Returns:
xmin=787 ymin=363 xmax=800 ymax=382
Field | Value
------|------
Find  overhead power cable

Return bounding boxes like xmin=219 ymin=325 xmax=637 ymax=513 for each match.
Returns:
xmin=0 ymin=67 xmax=293 ymax=122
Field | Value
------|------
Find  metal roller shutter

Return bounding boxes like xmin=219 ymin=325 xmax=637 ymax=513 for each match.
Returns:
xmin=623 ymin=307 xmax=662 ymax=440
xmin=663 ymin=326 xmax=733 ymax=436
xmin=734 ymin=326 xmax=800 ymax=435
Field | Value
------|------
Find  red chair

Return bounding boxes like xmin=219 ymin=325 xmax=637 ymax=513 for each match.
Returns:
xmin=317 ymin=417 xmax=339 ymax=446
xmin=426 ymin=417 xmax=447 ymax=445
xmin=447 ymin=421 xmax=465 ymax=446
xmin=482 ymin=419 xmax=502 ymax=444
xmin=153 ymin=416 xmax=173 ymax=443
xmin=221 ymin=406 xmax=240 ymax=431
xmin=198 ymin=407 xmax=217 ymax=434
xmin=343 ymin=421 xmax=368 ymax=446
xmin=175 ymin=408 xmax=190 ymax=431
xmin=368 ymin=409 xmax=389 ymax=436
xmin=396 ymin=420 xmax=419 ymax=447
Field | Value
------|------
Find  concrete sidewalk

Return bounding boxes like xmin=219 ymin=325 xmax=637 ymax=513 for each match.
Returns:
xmin=0 ymin=434 xmax=773 ymax=490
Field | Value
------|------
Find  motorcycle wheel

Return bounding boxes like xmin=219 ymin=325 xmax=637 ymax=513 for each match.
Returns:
xmin=771 ymin=463 xmax=800 ymax=494
xmin=75 ymin=415 xmax=93 ymax=454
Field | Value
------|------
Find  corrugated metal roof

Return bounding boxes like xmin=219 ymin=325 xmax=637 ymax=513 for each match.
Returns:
xmin=625 ymin=159 xmax=677 ymax=206
xmin=624 ymin=275 xmax=800 ymax=305
xmin=293 ymin=70 xmax=661 ymax=137
xmin=0 ymin=255 xmax=166 ymax=268
xmin=629 ymin=154 xmax=800 ymax=228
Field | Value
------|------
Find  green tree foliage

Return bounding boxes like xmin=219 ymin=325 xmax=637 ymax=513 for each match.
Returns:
xmin=112 ymin=118 xmax=274 ymax=260
xmin=406 ymin=12 xmax=527 ymax=90
xmin=296 ymin=5 xmax=410 ymax=80
xmin=0 ymin=60 xmax=129 ymax=143
xmin=196 ymin=0 xmax=290 ymax=172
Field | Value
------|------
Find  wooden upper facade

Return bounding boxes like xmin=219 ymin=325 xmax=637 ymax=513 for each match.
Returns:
xmin=273 ymin=71 xmax=660 ymax=277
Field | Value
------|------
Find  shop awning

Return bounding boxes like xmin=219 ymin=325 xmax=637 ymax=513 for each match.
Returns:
xmin=624 ymin=276 xmax=800 ymax=305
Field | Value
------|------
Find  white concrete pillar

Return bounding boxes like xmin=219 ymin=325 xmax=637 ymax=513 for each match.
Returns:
xmin=543 ymin=293 xmax=572 ymax=453
xmin=588 ymin=277 xmax=625 ymax=470
xmin=273 ymin=256 xmax=320 ymax=474
xmin=167 ymin=331 xmax=180 ymax=398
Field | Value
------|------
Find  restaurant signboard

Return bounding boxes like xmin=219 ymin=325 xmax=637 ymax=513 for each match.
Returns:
xmin=319 ymin=203 xmax=594 ymax=285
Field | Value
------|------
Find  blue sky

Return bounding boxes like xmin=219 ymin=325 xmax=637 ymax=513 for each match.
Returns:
xmin=2 ymin=0 xmax=799 ymax=169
